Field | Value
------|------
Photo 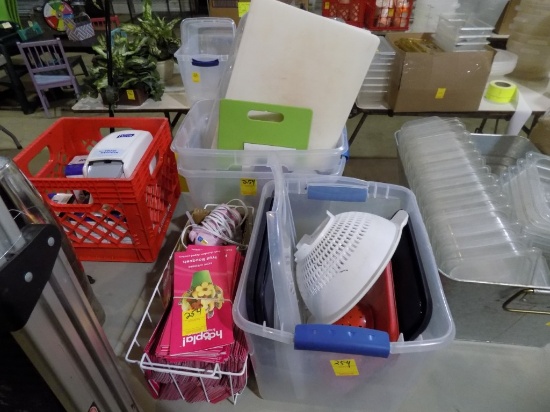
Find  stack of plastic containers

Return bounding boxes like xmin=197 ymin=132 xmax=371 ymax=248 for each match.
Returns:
xmin=432 ymin=13 xmax=493 ymax=52
xmin=502 ymin=152 xmax=550 ymax=262
xmin=507 ymin=0 xmax=550 ymax=80
xmin=356 ymin=36 xmax=396 ymax=107
xmin=409 ymin=0 xmax=460 ymax=33
xmin=457 ymin=0 xmax=509 ymax=27
xmin=396 ymin=117 xmax=550 ymax=287
xmin=490 ymin=49 xmax=518 ymax=76
xmin=175 ymin=17 xmax=236 ymax=106
xmin=171 ymin=99 xmax=348 ymax=209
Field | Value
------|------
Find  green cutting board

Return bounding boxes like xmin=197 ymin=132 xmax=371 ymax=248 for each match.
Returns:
xmin=217 ymin=99 xmax=312 ymax=150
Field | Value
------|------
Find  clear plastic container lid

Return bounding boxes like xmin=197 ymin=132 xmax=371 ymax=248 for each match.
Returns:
xmin=377 ymin=35 xmax=397 ymax=56
xmin=415 ymin=172 xmax=497 ymax=198
xmin=179 ymin=17 xmax=236 ymax=56
xmin=421 ymin=194 xmax=512 ymax=223
xmin=356 ymin=91 xmax=387 ymax=107
xmin=437 ymin=13 xmax=494 ymax=35
xmin=360 ymin=84 xmax=389 ymax=92
xmin=444 ymin=248 xmax=550 ymax=287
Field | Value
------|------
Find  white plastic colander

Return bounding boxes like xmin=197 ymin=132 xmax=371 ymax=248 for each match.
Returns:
xmin=294 ymin=209 xmax=409 ymax=324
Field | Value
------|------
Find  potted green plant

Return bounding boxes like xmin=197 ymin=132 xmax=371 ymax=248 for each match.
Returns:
xmin=82 ymin=32 xmax=164 ymax=106
xmin=121 ymin=0 xmax=181 ymax=82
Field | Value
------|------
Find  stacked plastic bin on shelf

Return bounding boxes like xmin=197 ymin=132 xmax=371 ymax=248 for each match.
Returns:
xmin=409 ymin=0 xmax=460 ymax=33
xmin=502 ymin=152 xmax=550 ymax=263
xmin=171 ymin=99 xmax=348 ymax=210
xmin=432 ymin=13 xmax=493 ymax=52
xmin=356 ymin=36 xmax=396 ymax=107
xmin=232 ymin=171 xmax=455 ymax=411
xmin=396 ymin=117 xmax=550 ymax=288
xmin=175 ymin=17 xmax=236 ymax=106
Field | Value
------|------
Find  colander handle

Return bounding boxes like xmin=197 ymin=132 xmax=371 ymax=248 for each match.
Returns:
xmin=294 ymin=324 xmax=390 ymax=358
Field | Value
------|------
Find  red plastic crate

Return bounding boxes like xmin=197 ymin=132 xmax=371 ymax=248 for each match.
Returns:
xmin=13 ymin=117 xmax=181 ymax=263
xmin=322 ymin=0 xmax=368 ymax=27
xmin=365 ymin=0 xmax=413 ymax=31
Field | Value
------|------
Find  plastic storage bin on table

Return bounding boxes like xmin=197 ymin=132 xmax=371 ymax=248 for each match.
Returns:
xmin=13 ymin=117 xmax=180 ymax=262
xmin=171 ymin=99 xmax=348 ymax=210
xmin=233 ymin=173 xmax=455 ymax=411
xmin=175 ymin=17 xmax=236 ymax=106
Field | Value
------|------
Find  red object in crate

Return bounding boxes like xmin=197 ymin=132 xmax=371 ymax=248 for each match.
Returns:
xmin=365 ymin=0 xmax=412 ymax=31
xmin=13 ymin=117 xmax=181 ymax=263
xmin=322 ymin=0 xmax=368 ymax=28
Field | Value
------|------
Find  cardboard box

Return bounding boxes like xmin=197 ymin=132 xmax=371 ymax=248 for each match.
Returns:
xmin=208 ymin=0 xmax=242 ymax=25
xmin=208 ymin=0 xmax=307 ymax=25
xmin=494 ymin=0 xmax=521 ymax=35
xmin=386 ymin=32 xmax=494 ymax=113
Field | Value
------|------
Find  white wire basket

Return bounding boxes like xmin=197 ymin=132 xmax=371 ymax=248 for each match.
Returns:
xmin=125 ymin=220 xmax=250 ymax=404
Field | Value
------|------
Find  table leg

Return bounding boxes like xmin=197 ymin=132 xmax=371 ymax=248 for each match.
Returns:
xmin=348 ymin=112 xmax=369 ymax=147
xmin=475 ymin=118 xmax=488 ymax=133
xmin=127 ymin=0 xmax=136 ymax=22
xmin=522 ymin=113 xmax=543 ymax=136
xmin=164 ymin=111 xmax=184 ymax=129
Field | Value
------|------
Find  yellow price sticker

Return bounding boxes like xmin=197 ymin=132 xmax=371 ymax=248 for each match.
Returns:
xmin=240 ymin=178 xmax=257 ymax=196
xmin=192 ymin=72 xmax=201 ymax=83
xmin=237 ymin=1 xmax=250 ymax=17
xmin=330 ymin=359 xmax=359 ymax=376
xmin=126 ymin=89 xmax=136 ymax=100
xmin=324 ymin=1 xmax=330 ymax=9
xmin=435 ymin=88 xmax=446 ymax=99
xmin=182 ymin=307 xmax=207 ymax=336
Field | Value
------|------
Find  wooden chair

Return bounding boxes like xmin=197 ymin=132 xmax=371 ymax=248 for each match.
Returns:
xmin=17 ymin=39 xmax=81 ymax=118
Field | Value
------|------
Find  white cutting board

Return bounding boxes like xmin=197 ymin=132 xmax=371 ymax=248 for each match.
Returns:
xmin=224 ymin=0 xmax=380 ymax=150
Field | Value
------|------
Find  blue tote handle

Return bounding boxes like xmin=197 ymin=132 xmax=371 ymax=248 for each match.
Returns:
xmin=307 ymin=184 xmax=368 ymax=202
xmin=294 ymin=324 xmax=391 ymax=358
xmin=192 ymin=58 xmax=220 ymax=67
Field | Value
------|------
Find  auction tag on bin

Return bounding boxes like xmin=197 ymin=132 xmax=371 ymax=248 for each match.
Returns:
xmin=330 ymin=359 xmax=359 ymax=376
xmin=240 ymin=178 xmax=257 ymax=196
xmin=435 ymin=88 xmax=446 ymax=99
xmin=182 ymin=307 xmax=207 ymax=336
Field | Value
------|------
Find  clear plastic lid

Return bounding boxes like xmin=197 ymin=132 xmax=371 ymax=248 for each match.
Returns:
xmin=179 ymin=17 xmax=236 ymax=56
xmin=377 ymin=35 xmax=397 ymax=55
